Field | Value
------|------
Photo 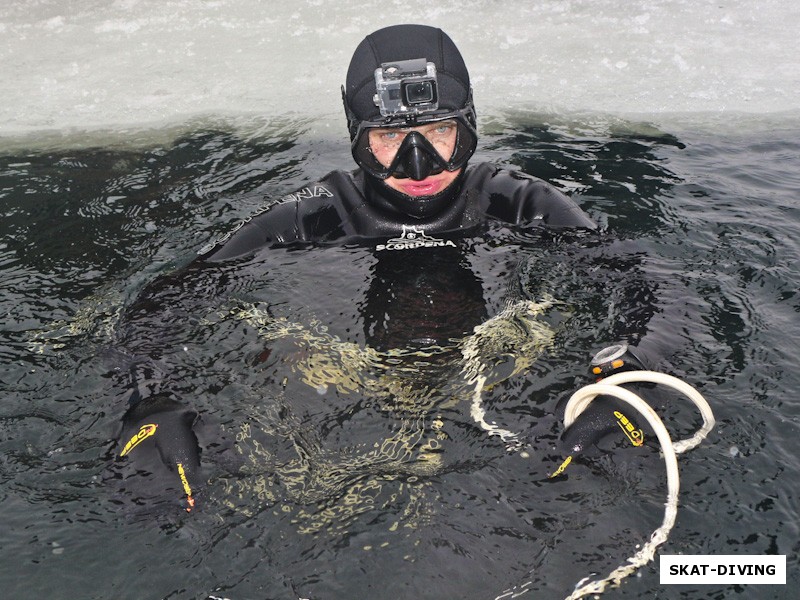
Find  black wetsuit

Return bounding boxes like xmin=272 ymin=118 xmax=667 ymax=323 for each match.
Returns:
xmin=114 ymin=162 xmax=604 ymax=515
xmin=201 ymin=163 xmax=596 ymax=261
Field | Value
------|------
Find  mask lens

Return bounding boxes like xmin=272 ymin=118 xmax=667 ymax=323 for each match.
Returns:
xmin=352 ymin=115 xmax=477 ymax=180
xmin=368 ymin=120 xmax=457 ymax=166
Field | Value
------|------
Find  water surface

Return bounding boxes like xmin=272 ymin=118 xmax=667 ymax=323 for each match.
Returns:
xmin=1 ymin=111 xmax=798 ymax=599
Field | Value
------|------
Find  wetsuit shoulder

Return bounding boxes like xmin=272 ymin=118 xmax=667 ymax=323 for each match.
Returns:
xmin=465 ymin=163 xmax=596 ymax=229
xmin=201 ymin=170 xmax=362 ymax=261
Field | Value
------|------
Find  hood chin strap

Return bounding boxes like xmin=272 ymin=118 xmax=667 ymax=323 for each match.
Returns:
xmin=387 ymin=131 xmax=447 ymax=180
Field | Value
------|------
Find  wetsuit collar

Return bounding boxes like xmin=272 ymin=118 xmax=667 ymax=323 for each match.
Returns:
xmin=364 ymin=169 xmax=466 ymax=219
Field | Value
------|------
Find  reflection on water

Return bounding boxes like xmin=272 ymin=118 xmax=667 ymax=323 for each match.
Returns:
xmin=1 ymin=114 xmax=799 ymax=599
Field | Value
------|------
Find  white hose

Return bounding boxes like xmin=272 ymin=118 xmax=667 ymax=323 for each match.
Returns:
xmin=561 ymin=370 xmax=714 ymax=599
xmin=565 ymin=370 xmax=715 ymax=454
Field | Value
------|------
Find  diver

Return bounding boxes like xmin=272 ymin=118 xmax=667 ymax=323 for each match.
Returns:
xmin=113 ymin=24 xmax=623 ymax=515
xmin=199 ymin=23 xmax=595 ymax=262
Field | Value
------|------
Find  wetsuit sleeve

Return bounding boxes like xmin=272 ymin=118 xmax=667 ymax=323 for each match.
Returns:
xmin=110 ymin=175 xmax=351 ymax=512
xmin=202 ymin=199 xmax=301 ymax=262
xmin=108 ymin=259 xmax=233 ymax=515
xmin=477 ymin=165 xmax=596 ymax=229
xmin=518 ymin=182 xmax=596 ymax=228
xmin=200 ymin=174 xmax=355 ymax=262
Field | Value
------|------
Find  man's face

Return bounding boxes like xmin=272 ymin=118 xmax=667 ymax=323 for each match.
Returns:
xmin=367 ymin=120 xmax=461 ymax=197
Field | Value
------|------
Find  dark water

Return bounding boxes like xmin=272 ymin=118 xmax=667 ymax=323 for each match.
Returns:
xmin=1 ymin=112 xmax=798 ymax=599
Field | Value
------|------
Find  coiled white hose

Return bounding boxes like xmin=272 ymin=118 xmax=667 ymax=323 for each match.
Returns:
xmin=561 ymin=370 xmax=715 ymax=599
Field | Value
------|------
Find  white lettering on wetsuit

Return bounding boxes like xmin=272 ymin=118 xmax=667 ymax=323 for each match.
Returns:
xmin=376 ymin=225 xmax=457 ymax=251
xmin=198 ymin=185 xmax=334 ymax=255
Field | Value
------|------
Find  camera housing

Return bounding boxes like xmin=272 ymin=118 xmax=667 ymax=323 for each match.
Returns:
xmin=373 ymin=58 xmax=439 ymax=118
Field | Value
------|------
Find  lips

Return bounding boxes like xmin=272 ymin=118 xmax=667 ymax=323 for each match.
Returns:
xmin=396 ymin=177 xmax=444 ymax=197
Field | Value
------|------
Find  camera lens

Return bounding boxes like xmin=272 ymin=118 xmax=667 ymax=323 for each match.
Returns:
xmin=403 ymin=80 xmax=435 ymax=105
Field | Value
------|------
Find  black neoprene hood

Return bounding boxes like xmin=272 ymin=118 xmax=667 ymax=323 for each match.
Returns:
xmin=342 ymin=24 xmax=477 ymax=219
xmin=343 ymin=24 xmax=473 ymax=134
